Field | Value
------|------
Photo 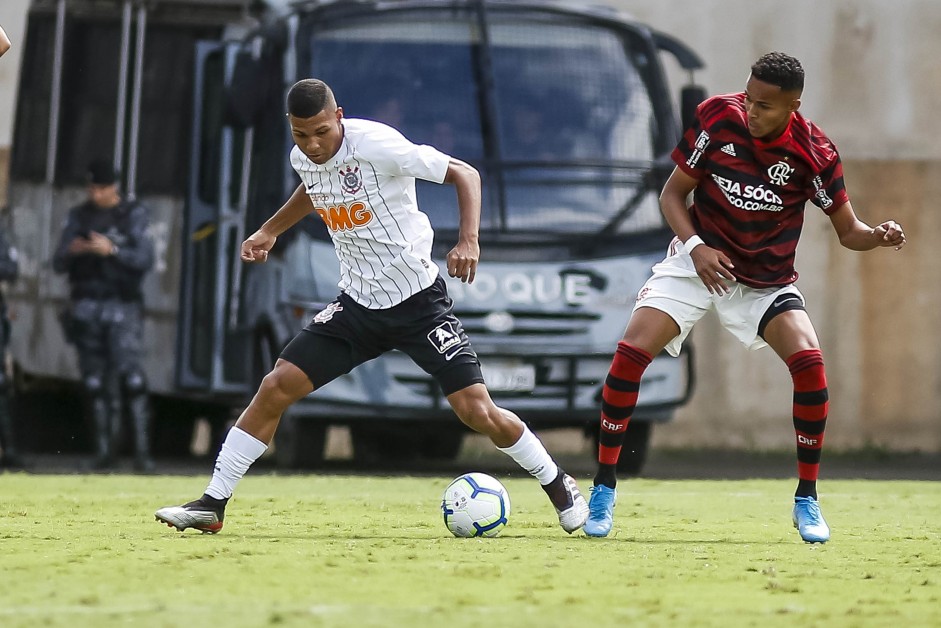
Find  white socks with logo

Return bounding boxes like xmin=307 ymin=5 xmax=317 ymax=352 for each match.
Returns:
xmin=204 ymin=424 xmax=557 ymax=499
xmin=497 ymin=425 xmax=559 ymax=485
xmin=204 ymin=427 xmax=268 ymax=500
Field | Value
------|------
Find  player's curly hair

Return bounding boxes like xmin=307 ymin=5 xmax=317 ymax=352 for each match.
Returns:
xmin=287 ymin=78 xmax=336 ymax=118
xmin=751 ymin=52 xmax=804 ymax=92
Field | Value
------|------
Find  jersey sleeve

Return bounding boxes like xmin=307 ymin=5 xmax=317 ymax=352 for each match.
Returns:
xmin=360 ymin=123 xmax=451 ymax=183
xmin=670 ymin=98 xmax=717 ymax=179
xmin=809 ymin=152 xmax=850 ymax=215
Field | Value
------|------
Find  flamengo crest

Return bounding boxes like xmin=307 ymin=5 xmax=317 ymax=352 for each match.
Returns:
xmin=340 ymin=165 xmax=362 ymax=194
xmin=767 ymin=160 xmax=795 ymax=186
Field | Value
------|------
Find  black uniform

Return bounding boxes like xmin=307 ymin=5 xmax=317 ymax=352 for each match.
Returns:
xmin=53 ymin=197 xmax=155 ymax=470
xmin=0 ymin=226 xmax=21 ymax=468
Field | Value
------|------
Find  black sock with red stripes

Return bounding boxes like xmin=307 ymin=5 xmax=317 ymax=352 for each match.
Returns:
xmin=593 ymin=342 xmax=653 ymax=489
xmin=787 ymin=348 xmax=829 ymax=501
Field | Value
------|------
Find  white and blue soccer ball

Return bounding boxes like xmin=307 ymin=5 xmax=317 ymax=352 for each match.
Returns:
xmin=441 ymin=472 xmax=511 ymax=538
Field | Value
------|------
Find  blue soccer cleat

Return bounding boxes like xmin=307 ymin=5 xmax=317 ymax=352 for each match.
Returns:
xmin=792 ymin=496 xmax=830 ymax=543
xmin=584 ymin=484 xmax=617 ymax=537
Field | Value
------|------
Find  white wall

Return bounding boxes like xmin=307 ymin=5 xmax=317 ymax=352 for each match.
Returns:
xmin=610 ymin=0 xmax=941 ymax=160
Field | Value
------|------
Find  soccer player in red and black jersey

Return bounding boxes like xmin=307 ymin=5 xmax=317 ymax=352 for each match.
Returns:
xmin=584 ymin=52 xmax=906 ymax=542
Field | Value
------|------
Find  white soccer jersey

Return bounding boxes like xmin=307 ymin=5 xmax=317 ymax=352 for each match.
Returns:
xmin=290 ymin=118 xmax=451 ymax=309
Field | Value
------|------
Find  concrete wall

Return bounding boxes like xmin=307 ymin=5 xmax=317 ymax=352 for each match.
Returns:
xmin=609 ymin=0 xmax=940 ymax=451
xmin=0 ymin=0 xmax=938 ymax=451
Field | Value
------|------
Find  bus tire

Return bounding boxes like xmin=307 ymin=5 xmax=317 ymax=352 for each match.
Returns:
xmin=274 ymin=415 xmax=327 ymax=469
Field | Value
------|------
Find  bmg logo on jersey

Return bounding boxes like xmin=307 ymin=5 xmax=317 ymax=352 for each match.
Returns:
xmin=427 ymin=321 xmax=463 ymax=354
xmin=314 ymin=202 xmax=374 ymax=232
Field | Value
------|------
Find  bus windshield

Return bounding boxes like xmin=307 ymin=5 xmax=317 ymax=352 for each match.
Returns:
xmin=305 ymin=8 xmax=664 ymax=238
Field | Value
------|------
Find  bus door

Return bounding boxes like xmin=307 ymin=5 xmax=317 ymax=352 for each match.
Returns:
xmin=176 ymin=40 xmax=256 ymax=395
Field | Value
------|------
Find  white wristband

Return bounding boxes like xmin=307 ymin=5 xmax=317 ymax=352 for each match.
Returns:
xmin=684 ymin=235 xmax=705 ymax=253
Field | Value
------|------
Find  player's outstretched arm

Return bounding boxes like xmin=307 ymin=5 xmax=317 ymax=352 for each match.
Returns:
xmin=240 ymin=183 xmax=313 ymax=263
xmin=443 ymin=158 xmax=481 ymax=284
xmin=828 ymin=201 xmax=906 ymax=251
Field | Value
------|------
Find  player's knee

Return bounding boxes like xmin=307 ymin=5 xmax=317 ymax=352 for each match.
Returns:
xmin=451 ymin=397 xmax=501 ymax=434
xmin=256 ymin=368 xmax=305 ymax=409
xmin=121 ymin=370 xmax=148 ymax=395
xmin=82 ymin=374 xmax=106 ymax=395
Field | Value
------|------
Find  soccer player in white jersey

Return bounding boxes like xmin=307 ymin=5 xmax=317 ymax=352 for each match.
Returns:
xmin=156 ymin=79 xmax=589 ymax=535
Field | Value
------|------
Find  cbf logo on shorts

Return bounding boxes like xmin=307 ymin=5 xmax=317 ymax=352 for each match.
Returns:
xmin=313 ymin=301 xmax=343 ymax=324
xmin=427 ymin=321 xmax=463 ymax=354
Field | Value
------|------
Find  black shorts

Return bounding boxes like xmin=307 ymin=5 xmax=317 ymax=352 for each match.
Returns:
xmin=280 ymin=276 xmax=484 ymax=396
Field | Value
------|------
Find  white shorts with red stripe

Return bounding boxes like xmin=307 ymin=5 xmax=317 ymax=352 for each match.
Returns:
xmin=633 ymin=237 xmax=805 ymax=357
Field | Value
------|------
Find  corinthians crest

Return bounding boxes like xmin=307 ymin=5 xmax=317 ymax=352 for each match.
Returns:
xmin=339 ymin=165 xmax=362 ymax=194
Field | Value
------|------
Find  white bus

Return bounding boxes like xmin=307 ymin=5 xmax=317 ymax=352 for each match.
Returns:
xmin=6 ymin=0 xmax=704 ymax=472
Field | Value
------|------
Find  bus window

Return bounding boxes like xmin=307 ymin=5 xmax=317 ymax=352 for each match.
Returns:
xmin=136 ymin=25 xmax=216 ymax=195
xmin=10 ymin=15 xmax=55 ymax=181
xmin=301 ymin=9 xmax=666 ymax=240
xmin=305 ymin=15 xmax=487 ymax=232
xmin=54 ymin=18 xmax=122 ymax=185
xmin=489 ymin=17 xmax=661 ymax=235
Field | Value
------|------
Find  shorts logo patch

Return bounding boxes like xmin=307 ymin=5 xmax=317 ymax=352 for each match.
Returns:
xmin=313 ymin=302 xmax=343 ymax=324
xmin=772 ymin=296 xmax=801 ymax=308
xmin=427 ymin=321 xmax=462 ymax=354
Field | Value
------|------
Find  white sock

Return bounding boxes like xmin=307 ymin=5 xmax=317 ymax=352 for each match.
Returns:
xmin=497 ymin=425 xmax=559 ymax=485
xmin=204 ymin=427 xmax=268 ymax=500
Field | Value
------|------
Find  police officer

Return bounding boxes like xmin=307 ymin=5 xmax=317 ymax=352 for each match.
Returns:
xmin=0 ymin=222 xmax=22 ymax=469
xmin=53 ymin=159 xmax=155 ymax=471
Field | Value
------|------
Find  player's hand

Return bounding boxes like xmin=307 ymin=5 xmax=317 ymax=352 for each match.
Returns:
xmin=67 ymin=237 xmax=92 ymax=255
xmin=240 ymin=229 xmax=276 ymax=263
xmin=873 ymin=220 xmax=906 ymax=250
xmin=447 ymin=238 xmax=479 ymax=283
xmin=690 ymin=245 xmax=736 ymax=295
xmin=85 ymin=231 xmax=117 ymax=256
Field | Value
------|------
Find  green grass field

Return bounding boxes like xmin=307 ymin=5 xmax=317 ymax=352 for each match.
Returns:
xmin=1 ymin=473 xmax=939 ymax=627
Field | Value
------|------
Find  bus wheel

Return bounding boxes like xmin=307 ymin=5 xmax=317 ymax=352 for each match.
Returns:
xmin=350 ymin=423 xmax=465 ymax=465
xmin=589 ymin=420 xmax=652 ymax=477
xmin=274 ymin=415 xmax=327 ymax=469
xmin=418 ymin=424 xmax=465 ymax=460
xmin=349 ymin=425 xmax=416 ymax=465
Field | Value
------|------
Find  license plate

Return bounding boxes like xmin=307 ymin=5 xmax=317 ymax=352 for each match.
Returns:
xmin=480 ymin=361 xmax=536 ymax=392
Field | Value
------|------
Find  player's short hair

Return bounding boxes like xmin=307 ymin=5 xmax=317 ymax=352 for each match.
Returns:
xmin=287 ymin=79 xmax=336 ymax=118
xmin=751 ymin=52 xmax=804 ymax=92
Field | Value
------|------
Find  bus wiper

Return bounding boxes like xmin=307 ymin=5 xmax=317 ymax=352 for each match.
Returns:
xmin=596 ymin=157 xmax=673 ymax=237
xmin=596 ymin=180 xmax=653 ymax=237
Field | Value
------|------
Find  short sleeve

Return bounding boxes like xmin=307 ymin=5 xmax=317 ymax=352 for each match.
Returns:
xmin=670 ymin=100 xmax=714 ymax=179
xmin=809 ymin=153 xmax=850 ymax=214
xmin=359 ymin=122 xmax=450 ymax=184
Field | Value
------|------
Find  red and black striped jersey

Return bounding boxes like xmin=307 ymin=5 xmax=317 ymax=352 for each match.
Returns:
xmin=671 ymin=92 xmax=849 ymax=288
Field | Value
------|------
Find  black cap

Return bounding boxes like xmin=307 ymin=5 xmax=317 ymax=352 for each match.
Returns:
xmin=87 ymin=159 xmax=118 ymax=185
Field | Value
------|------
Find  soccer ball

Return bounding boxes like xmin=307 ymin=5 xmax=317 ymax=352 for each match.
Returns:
xmin=441 ymin=472 xmax=511 ymax=538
